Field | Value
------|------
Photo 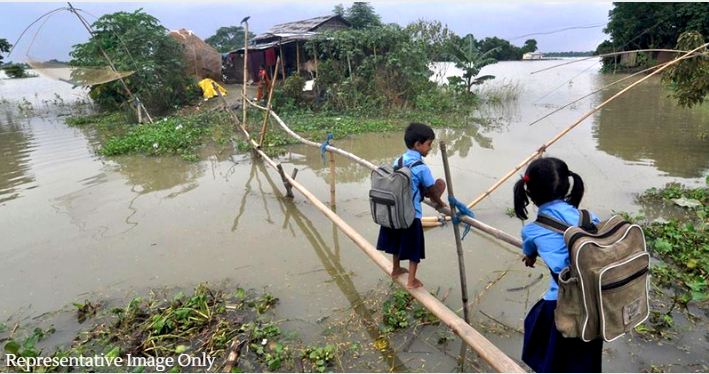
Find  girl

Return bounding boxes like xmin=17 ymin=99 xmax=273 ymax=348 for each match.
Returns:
xmin=513 ymin=157 xmax=603 ymax=373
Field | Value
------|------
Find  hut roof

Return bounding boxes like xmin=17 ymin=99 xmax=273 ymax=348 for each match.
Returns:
xmin=269 ymin=15 xmax=348 ymax=34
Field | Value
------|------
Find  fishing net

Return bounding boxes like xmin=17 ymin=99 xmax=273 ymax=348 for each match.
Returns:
xmin=26 ymin=58 xmax=134 ymax=87
xmin=12 ymin=8 xmax=136 ymax=87
xmin=168 ymin=28 xmax=222 ymax=82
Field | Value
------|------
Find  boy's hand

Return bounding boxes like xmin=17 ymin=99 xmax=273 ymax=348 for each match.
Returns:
xmin=523 ymin=255 xmax=537 ymax=268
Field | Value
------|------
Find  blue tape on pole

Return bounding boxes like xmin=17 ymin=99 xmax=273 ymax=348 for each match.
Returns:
xmin=447 ymin=196 xmax=475 ymax=240
xmin=320 ymin=133 xmax=334 ymax=163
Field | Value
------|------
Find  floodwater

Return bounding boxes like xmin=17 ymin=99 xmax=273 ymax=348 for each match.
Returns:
xmin=1 ymin=61 xmax=707 ymax=372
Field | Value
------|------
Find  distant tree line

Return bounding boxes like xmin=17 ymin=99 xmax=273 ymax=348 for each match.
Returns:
xmin=544 ymin=51 xmax=595 ymax=57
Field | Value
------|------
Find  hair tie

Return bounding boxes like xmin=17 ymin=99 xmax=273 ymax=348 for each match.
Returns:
xmin=522 ymin=174 xmax=530 ymax=184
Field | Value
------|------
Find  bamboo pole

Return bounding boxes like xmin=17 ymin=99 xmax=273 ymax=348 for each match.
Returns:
xmin=530 ymin=48 xmax=691 ymax=75
xmin=259 ymin=56 xmax=281 ymax=147
xmin=223 ymin=94 xmax=525 ymax=373
xmin=464 ymin=43 xmax=709 ymax=211
xmin=329 ymin=150 xmax=336 ymax=208
xmin=296 ymin=42 xmax=301 ymax=74
xmin=279 ymin=44 xmax=286 ymax=83
xmin=242 ymin=20 xmax=249 ymax=126
xmin=440 ymin=141 xmax=471 ymax=324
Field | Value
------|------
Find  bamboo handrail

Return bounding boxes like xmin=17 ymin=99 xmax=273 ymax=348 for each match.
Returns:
xmin=226 ymin=94 xmax=526 ymax=373
xmin=242 ymin=95 xmax=523 ymax=249
xmin=462 ymin=43 xmax=709 ymax=211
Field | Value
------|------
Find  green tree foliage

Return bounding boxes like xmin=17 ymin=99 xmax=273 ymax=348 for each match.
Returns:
xmin=332 ymin=4 xmax=345 ymax=17
xmin=205 ymin=26 xmax=254 ymax=53
xmin=0 ymin=38 xmax=11 ymax=65
xmin=405 ymin=19 xmax=455 ymax=61
xmin=474 ymin=36 xmax=525 ymax=60
xmin=448 ymin=34 xmax=497 ymax=93
xmin=521 ymin=39 xmax=538 ymax=53
xmin=597 ymin=3 xmax=709 ymax=70
xmin=70 ymin=9 xmax=195 ymax=114
xmin=308 ymin=24 xmax=432 ymax=111
xmin=603 ymin=3 xmax=708 ymax=50
xmin=662 ymin=32 xmax=709 ymax=108
xmin=343 ymin=2 xmax=381 ymax=29
xmin=2 ymin=64 xmax=28 ymax=78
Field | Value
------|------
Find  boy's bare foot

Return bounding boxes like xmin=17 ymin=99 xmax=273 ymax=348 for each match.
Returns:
xmin=391 ymin=268 xmax=409 ymax=277
xmin=406 ymin=278 xmax=423 ymax=289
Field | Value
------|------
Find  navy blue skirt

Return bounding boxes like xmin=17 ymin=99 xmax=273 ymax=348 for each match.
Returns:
xmin=522 ymin=299 xmax=603 ymax=373
xmin=376 ymin=218 xmax=425 ymax=263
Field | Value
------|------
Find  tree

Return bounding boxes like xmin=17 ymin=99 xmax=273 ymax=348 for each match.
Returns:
xmin=205 ymin=26 xmax=254 ymax=53
xmin=70 ymin=9 xmax=195 ymax=114
xmin=345 ymin=2 xmax=381 ymax=29
xmin=405 ymin=20 xmax=455 ymax=61
xmin=521 ymin=39 xmax=538 ymax=53
xmin=476 ymin=37 xmax=523 ymax=60
xmin=0 ymin=38 xmax=11 ymax=65
xmin=662 ymin=31 xmax=709 ymax=108
xmin=448 ymin=35 xmax=498 ymax=93
xmin=332 ymin=4 xmax=345 ymax=17
xmin=2 ymin=64 xmax=27 ymax=78
xmin=598 ymin=3 xmax=709 ymax=70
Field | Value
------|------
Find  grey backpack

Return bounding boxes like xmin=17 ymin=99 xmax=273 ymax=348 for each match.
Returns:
xmin=369 ymin=157 xmax=423 ymax=229
xmin=536 ymin=209 xmax=650 ymax=342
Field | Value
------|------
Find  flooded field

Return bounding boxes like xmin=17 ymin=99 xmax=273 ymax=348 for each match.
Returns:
xmin=1 ymin=60 xmax=707 ymax=371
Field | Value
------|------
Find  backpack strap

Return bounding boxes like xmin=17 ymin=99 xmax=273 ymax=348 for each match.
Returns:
xmin=535 ymin=214 xmax=570 ymax=234
xmin=578 ymin=209 xmax=598 ymax=233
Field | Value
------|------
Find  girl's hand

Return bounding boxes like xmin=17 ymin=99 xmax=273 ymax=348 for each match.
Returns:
xmin=523 ymin=255 xmax=537 ymax=268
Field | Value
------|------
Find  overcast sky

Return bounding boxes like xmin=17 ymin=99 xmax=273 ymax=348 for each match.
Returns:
xmin=1 ymin=1 xmax=614 ymax=62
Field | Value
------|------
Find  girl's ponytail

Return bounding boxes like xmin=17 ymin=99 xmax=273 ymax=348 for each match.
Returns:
xmin=514 ymin=178 xmax=529 ymax=220
xmin=566 ymin=171 xmax=585 ymax=208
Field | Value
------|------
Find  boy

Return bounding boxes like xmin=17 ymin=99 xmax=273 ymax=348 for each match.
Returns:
xmin=377 ymin=122 xmax=447 ymax=289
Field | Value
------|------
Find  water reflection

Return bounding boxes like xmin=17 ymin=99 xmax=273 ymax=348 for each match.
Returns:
xmin=112 ymin=155 xmax=204 ymax=194
xmin=0 ymin=118 xmax=36 ymax=204
xmin=593 ymin=75 xmax=709 ymax=178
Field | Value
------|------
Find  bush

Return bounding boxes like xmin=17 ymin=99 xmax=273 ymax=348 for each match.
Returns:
xmin=2 ymin=64 xmax=28 ymax=78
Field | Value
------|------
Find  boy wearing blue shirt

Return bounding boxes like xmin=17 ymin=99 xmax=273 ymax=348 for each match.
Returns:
xmin=376 ymin=123 xmax=447 ymax=289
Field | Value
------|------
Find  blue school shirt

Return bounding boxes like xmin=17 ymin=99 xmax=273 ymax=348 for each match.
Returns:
xmin=521 ymin=200 xmax=600 ymax=301
xmin=393 ymin=149 xmax=435 ymax=219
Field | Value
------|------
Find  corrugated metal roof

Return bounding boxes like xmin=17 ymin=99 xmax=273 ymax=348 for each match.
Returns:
xmin=269 ymin=15 xmax=338 ymax=34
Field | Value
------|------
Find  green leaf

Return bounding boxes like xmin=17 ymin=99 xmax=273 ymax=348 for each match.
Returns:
xmin=4 ymin=340 xmax=20 ymax=355
xmin=653 ymin=239 xmax=672 ymax=253
xmin=105 ymin=346 xmax=121 ymax=359
xmin=175 ymin=345 xmax=188 ymax=354
xmin=672 ymin=197 xmax=702 ymax=209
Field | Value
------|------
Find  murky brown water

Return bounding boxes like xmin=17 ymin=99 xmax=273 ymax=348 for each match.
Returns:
xmin=1 ymin=62 xmax=707 ymax=371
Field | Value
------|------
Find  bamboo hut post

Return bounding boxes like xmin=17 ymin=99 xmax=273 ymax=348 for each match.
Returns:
xmin=259 ymin=57 xmax=281 ymax=147
xmin=329 ymin=151 xmax=336 ymax=208
xmin=439 ymin=141 xmax=472 ymax=325
xmin=279 ymin=44 xmax=286 ymax=83
xmin=296 ymin=42 xmax=301 ymax=74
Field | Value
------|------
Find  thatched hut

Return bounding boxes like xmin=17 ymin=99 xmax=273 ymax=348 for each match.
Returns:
xmin=223 ymin=15 xmax=350 ymax=83
xmin=169 ymin=28 xmax=222 ymax=81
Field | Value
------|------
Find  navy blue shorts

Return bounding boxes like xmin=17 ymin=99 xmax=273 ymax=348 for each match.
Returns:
xmin=376 ymin=218 xmax=425 ymax=263
xmin=522 ymin=299 xmax=603 ymax=373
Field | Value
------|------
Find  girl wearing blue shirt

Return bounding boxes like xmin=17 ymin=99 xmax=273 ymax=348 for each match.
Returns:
xmin=513 ymin=157 xmax=603 ymax=372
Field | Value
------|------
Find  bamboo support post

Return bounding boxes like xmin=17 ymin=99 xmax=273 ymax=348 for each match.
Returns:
xmin=229 ymin=98 xmax=525 ymax=373
xmin=464 ymin=43 xmax=709 ymax=211
xmin=440 ymin=141 xmax=471 ymax=325
xmin=242 ymin=20 xmax=249 ymax=126
xmin=279 ymin=44 xmax=286 ymax=82
xmin=276 ymin=164 xmax=294 ymax=198
xmin=329 ymin=150 xmax=336 ymax=208
xmin=259 ymin=56 xmax=281 ymax=147
xmin=296 ymin=42 xmax=301 ymax=74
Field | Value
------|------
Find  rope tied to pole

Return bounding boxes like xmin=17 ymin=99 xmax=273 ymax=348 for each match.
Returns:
xmin=448 ymin=196 xmax=475 ymax=240
xmin=320 ymin=133 xmax=334 ymax=163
